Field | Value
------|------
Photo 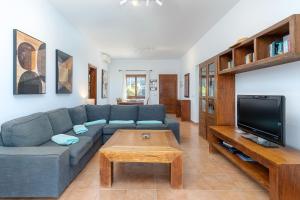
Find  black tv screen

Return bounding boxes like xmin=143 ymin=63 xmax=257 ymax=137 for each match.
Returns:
xmin=237 ymin=95 xmax=285 ymax=146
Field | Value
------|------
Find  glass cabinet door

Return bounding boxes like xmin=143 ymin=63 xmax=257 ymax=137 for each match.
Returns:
xmin=208 ymin=63 xmax=216 ymax=98
xmin=208 ymin=99 xmax=215 ymax=114
xmin=201 ymin=67 xmax=207 ymax=97
xmin=200 ymin=67 xmax=207 ymax=112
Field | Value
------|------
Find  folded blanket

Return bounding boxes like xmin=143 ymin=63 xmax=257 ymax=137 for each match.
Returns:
xmin=137 ymin=120 xmax=163 ymax=125
xmin=51 ymin=134 xmax=79 ymax=145
xmin=84 ymin=119 xmax=107 ymax=127
xmin=73 ymin=125 xmax=88 ymax=134
xmin=109 ymin=120 xmax=135 ymax=125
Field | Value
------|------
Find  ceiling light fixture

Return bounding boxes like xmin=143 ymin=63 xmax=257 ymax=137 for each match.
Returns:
xmin=155 ymin=0 xmax=162 ymax=6
xmin=120 ymin=0 xmax=163 ymax=7
xmin=131 ymin=0 xmax=139 ymax=6
xmin=120 ymin=0 xmax=128 ymax=5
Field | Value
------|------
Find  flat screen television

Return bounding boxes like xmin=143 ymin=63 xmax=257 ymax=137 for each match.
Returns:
xmin=237 ymin=95 xmax=285 ymax=146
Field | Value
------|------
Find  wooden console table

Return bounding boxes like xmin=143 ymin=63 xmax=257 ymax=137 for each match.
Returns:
xmin=209 ymin=126 xmax=300 ymax=200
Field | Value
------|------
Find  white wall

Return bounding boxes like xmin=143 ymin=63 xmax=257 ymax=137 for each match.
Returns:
xmin=0 ymin=0 xmax=108 ymax=125
xmin=180 ymin=0 xmax=300 ymax=149
xmin=108 ymin=59 xmax=181 ymax=105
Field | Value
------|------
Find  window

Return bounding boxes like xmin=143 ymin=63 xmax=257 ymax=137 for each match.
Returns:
xmin=126 ymin=74 xmax=146 ymax=99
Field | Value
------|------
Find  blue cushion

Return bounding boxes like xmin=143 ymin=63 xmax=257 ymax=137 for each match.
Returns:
xmin=84 ymin=119 xmax=106 ymax=126
xmin=47 ymin=108 xmax=73 ymax=135
xmin=66 ymin=124 xmax=104 ymax=143
xmin=86 ymin=105 xmax=111 ymax=121
xmin=103 ymin=124 xmax=136 ymax=135
xmin=109 ymin=120 xmax=135 ymax=125
xmin=1 ymin=113 xmax=54 ymax=147
xmin=136 ymin=120 xmax=163 ymax=125
xmin=138 ymin=105 xmax=166 ymax=122
xmin=110 ymin=105 xmax=138 ymax=121
xmin=73 ymin=125 xmax=88 ymax=135
xmin=51 ymin=134 xmax=79 ymax=145
xmin=68 ymin=105 xmax=87 ymax=125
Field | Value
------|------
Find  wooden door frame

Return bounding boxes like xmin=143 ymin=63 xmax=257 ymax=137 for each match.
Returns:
xmin=88 ymin=64 xmax=97 ymax=105
xmin=159 ymin=74 xmax=178 ymax=113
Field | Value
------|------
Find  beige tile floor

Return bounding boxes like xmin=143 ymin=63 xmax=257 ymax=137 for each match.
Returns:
xmin=7 ymin=120 xmax=269 ymax=200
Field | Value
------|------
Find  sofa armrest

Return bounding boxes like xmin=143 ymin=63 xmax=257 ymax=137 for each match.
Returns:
xmin=0 ymin=146 xmax=70 ymax=198
xmin=165 ymin=117 xmax=180 ymax=143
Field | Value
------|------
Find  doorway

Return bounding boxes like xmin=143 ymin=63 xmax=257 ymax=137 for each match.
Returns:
xmin=88 ymin=64 xmax=97 ymax=104
xmin=159 ymin=74 xmax=178 ymax=114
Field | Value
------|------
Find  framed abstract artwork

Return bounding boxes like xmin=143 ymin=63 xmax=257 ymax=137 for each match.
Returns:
xmin=101 ymin=69 xmax=108 ymax=98
xmin=56 ymin=50 xmax=73 ymax=94
xmin=184 ymin=73 xmax=190 ymax=98
xmin=13 ymin=30 xmax=46 ymax=95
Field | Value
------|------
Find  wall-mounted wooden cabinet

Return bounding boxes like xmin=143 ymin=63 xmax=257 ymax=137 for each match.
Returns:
xmin=199 ymin=57 xmax=235 ymax=139
xmin=219 ymin=14 xmax=300 ymax=75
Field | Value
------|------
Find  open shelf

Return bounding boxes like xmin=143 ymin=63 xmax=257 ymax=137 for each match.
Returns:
xmin=218 ymin=14 xmax=300 ymax=75
xmin=234 ymin=39 xmax=255 ymax=66
xmin=256 ymin=22 xmax=290 ymax=60
xmin=218 ymin=49 xmax=233 ymax=72
xmin=212 ymin=142 xmax=269 ymax=190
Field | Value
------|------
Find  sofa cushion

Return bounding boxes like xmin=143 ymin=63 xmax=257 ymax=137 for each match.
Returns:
xmin=1 ymin=113 xmax=54 ymax=147
xmin=47 ymin=108 xmax=73 ymax=135
xmin=110 ymin=105 xmax=138 ymax=121
xmin=138 ymin=105 xmax=166 ymax=122
xmin=68 ymin=105 xmax=87 ymax=125
xmin=136 ymin=124 xmax=168 ymax=130
xmin=65 ymin=124 xmax=104 ymax=143
xmin=86 ymin=105 xmax=111 ymax=121
xmin=103 ymin=124 xmax=136 ymax=135
xmin=42 ymin=136 xmax=93 ymax=166
xmin=0 ymin=132 xmax=3 ymax=146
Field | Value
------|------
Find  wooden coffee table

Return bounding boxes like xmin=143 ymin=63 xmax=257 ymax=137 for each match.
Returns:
xmin=99 ymin=129 xmax=183 ymax=189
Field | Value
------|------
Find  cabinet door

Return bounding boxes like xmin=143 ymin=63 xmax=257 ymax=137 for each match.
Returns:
xmin=199 ymin=65 xmax=207 ymax=138
xmin=208 ymin=62 xmax=216 ymax=115
xmin=208 ymin=62 xmax=216 ymax=98
xmin=200 ymin=66 xmax=207 ymax=112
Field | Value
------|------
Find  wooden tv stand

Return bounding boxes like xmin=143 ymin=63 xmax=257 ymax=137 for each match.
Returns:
xmin=209 ymin=126 xmax=300 ymax=200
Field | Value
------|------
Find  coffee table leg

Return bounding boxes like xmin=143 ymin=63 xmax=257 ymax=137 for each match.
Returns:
xmin=100 ymin=153 xmax=113 ymax=187
xmin=170 ymin=156 xmax=183 ymax=189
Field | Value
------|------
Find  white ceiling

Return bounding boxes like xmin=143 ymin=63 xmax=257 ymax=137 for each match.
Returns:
xmin=48 ymin=0 xmax=239 ymax=59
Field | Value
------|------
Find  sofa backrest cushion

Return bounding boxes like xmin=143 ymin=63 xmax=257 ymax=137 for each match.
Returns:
xmin=0 ymin=132 xmax=3 ymax=146
xmin=138 ymin=105 xmax=166 ymax=122
xmin=86 ymin=105 xmax=111 ymax=122
xmin=47 ymin=108 xmax=73 ymax=134
xmin=1 ymin=113 xmax=54 ymax=147
xmin=68 ymin=105 xmax=87 ymax=125
xmin=110 ymin=105 xmax=138 ymax=121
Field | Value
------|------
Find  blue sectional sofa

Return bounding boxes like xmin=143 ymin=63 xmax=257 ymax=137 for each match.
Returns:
xmin=0 ymin=104 xmax=179 ymax=198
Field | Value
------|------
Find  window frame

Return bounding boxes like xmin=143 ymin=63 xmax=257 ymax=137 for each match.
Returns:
xmin=126 ymin=74 xmax=146 ymax=99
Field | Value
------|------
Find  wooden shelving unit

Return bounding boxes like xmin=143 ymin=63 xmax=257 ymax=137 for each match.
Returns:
xmin=198 ymin=14 xmax=300 ymax=200
xmin=218 ymin=14 xmax=300 ymax=75
xmin=209 ymin=126 xmax=300 ymax=200
xmin=211 ymin=143 xmax=269 ymax=190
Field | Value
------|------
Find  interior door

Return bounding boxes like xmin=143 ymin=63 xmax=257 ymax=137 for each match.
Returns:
xmin=159 ymin=74 xmax=178 ymax=114
xmin=88 ymin=65 xmax=97 ymax=104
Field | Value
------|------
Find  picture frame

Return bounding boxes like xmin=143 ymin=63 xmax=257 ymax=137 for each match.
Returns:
xmin=149 ymin=79 xmax=157 ymax=91
xmin=102 ymin=69 xmax=108 ymax=98
xmin=184 ymin=73 xmax=190 ymax=98
xmin=56 ymin=49 xmax=73 ymax=94
xmin=13 ymin=29 xmax=46 ymax=95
